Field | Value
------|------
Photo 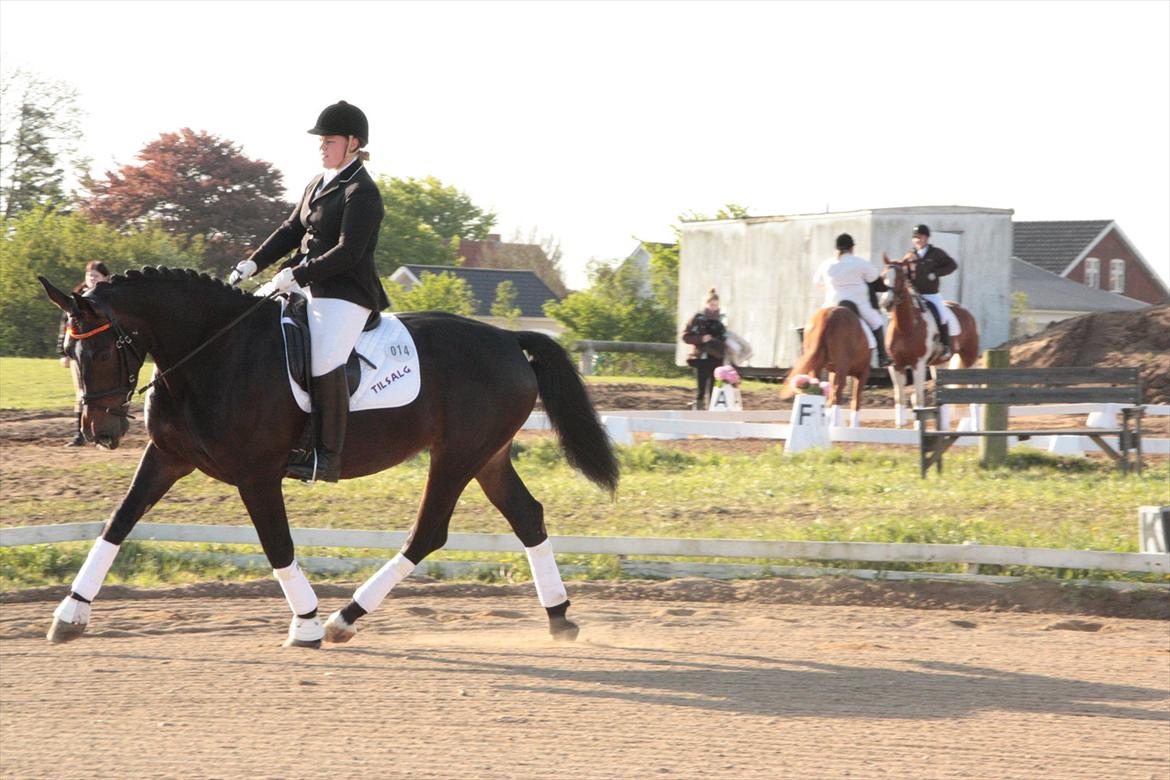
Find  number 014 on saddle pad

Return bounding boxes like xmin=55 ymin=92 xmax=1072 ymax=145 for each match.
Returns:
xmin=279 ymin=294 xmax=421 ymax=413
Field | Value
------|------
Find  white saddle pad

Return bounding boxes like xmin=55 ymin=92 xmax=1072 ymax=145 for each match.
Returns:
xmin=281 ymin=307 xmax=421 ymax=414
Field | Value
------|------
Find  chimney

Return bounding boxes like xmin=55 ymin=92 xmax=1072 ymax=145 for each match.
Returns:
xmin=487 ymin=233 xmax=501 ymax=243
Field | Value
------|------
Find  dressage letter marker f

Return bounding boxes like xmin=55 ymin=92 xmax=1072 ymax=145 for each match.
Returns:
xmin=798 ymin=403 xmax=813 ymax=426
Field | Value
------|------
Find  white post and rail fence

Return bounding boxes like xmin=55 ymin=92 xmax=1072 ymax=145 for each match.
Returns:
xmin=2 ymin=516 xmax=1166 ymax=590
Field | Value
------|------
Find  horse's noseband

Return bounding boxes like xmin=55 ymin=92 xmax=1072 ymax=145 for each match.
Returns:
xmin=68 ymin=310 xmax=143 ymax=419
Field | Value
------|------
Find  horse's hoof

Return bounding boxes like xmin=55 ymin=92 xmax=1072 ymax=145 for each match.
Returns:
xmin=323 ymin=611 xmax=356 ymax=644
xmin=281 ymin=637 xmax=322 ymax=649
xmin=550 ymin=618 xmax=579 ymax=642
xmin=47 ymin=618 xmax=87 ymax=644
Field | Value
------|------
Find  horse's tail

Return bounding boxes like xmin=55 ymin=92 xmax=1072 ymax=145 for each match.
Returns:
xmin=516 ymin=331 xmax=619 ymax=494
xmin=780 ymin=311 xmax=830 ymax=399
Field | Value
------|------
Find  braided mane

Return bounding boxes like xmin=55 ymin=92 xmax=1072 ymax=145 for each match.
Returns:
xmin=98 ymin=266 xmax=254 ymax=302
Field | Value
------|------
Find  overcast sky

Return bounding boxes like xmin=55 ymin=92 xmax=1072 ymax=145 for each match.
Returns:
xmin=2 ymin=0 xmax=1167 ymax=289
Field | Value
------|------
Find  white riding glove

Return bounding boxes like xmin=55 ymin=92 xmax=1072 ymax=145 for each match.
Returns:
xmin=271 ymin=266 xmax=298 ymax=292
xmin=228 ymin=259 xmax=257 ymax=287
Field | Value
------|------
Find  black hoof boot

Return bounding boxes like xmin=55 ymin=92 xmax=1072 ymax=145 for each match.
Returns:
xmin=546 ymin=600 xmax=579 ymax=642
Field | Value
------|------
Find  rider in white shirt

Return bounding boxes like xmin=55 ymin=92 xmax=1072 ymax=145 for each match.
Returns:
xmin=813 ymin=233 xmax=891 ymax=367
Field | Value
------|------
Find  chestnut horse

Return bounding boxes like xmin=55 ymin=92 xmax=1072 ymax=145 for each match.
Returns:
xmin=879 ymin=256 xmax=980 ymax=427
xmin=38 ymin=268 xmax=618 ymax=648
xmin=782 ymin=306 xmax=871 ymax=427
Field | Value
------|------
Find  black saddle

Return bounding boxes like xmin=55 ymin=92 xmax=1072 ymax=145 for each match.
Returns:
xmin=281 ymin=293 xmax=378 ymax=400
xmin=837 ymin=300 xmax=860 ymax=317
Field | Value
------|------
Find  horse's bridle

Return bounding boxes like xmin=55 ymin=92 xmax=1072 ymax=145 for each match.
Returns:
xmin=66 ymin=306 xmax=144 ymax=419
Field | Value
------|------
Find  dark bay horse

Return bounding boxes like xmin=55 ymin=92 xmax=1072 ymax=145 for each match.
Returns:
xmin=782 ymin=306 xmax=871 ymax=427
xmin=39 ymin=267 xmax=618 ymax=647
xmin=879 ymin=256 xmax=980 ymax=428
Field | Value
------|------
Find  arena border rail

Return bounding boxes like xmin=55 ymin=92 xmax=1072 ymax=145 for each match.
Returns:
xmin=1 ymin=522 xmax=1166 ymax=575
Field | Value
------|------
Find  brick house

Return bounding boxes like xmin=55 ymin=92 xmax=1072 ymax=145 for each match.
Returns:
xmin=1012 ymin=220 xmax=1168 ymax=305
xmin=456 ymin=234 xmax=568 ymax=297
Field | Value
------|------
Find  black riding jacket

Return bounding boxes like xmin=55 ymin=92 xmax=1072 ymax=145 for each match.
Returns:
xmin=248 ymin=159 xmax=389 ymax=312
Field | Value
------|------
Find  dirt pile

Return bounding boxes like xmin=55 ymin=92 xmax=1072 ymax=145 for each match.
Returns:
xmin=1004 ymin=305 xmax=1169 ymax=403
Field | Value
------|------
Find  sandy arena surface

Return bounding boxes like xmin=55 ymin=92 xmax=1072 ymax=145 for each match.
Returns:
xmin=2 ymin=583 xmax=1168 ymax=780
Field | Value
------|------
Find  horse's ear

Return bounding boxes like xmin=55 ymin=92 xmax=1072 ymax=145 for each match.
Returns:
xmin=70 ymin=292 xmax=98 ymax=318
xmin=882 ymin=253 xmax=891 ymax=265
xmin=39 ymin=277 xmax=77 ymax=314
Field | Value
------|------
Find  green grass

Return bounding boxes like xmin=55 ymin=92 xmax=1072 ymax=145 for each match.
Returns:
xmin=1 ymin=357 xmax=79 ymax=409
xmin=3 ymin=443 xmax=1167 ymax=588
xmin=3 ymin=357 xmax=1167 ymax=587
xmin=0 ymin=359 xmax=775 ymax=410
xmin=0 ymin=356 xmax=156 ymax=410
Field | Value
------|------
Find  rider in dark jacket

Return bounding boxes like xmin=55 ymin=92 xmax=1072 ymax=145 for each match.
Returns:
xmin=901 ymin=224 xmax=960 ymax=358
xmin=230 ymin=101 xmax=386 ymax=482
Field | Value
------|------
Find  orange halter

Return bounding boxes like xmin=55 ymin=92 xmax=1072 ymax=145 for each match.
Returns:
xmin=66 ymin=322 xmax=113 ymax=340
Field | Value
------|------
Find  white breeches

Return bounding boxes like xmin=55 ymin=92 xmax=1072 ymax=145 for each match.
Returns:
xmin=825 ymin=294 xmax=884 ymax=331
xmin=921 ymin=293 xmax=961 ymax=334
xmin=305 ymin=290 xmax=371 ymax=375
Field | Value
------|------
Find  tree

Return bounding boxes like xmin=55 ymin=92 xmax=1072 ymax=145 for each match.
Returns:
xmin=80 ymin=128 xmax=291 ymax=269
xmin=374 ymin=176 xmax=496 ymax=275
xmin=490 ymin=280 xmax=522 ymax=328
xmin=0 ymin=207 xmax=203 ymax=355
xmin=384 ymin=271 xmax=479 ymax=315
xmin=544 ymin=259 xmax=675 ymax=344
xmin=0 ymin=69 xmax=87 ymax=218
xmin=678 ymin=203 xmax=752 ymax=222
xmin=641 ymin=241 xmax=680 ymax=315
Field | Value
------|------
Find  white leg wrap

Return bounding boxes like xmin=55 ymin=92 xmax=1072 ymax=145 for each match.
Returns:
xmin=273 ymin=561 xmax=319 ymax=616
xmin=525 ymin=539 xmax=568 ymax=608
xmin=70 ymin=538 xmax=119 ymax=602
xmin=53 ymin=595 xmax=92 ymax=625
xmin=353 ymin=553 xmax=415 ymax=613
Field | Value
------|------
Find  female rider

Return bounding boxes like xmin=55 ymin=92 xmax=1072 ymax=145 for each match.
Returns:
xmin=230 ymin=100 xmax=388 ymax=483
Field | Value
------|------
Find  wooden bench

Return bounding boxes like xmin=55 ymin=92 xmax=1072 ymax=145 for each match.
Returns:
xmin=914 ymin=367 xmax=1144 ymax=477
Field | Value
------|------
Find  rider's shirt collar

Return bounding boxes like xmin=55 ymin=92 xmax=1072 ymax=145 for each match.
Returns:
xmin=916 ymin=245 xmax=929 ymax=258
xmin=321 ymin=157 xmax=362 ymax=189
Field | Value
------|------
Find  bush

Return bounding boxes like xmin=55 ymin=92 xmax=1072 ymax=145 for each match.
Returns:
xmin=0 ymin=207 xmax=203 ymax=356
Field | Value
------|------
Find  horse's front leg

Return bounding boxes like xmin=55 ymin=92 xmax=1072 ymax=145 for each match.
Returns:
xmin=237 ymin=479 xmax=324 ymax=648
xmin=912 ymin=362 xmax=928 ymax=428
xmin=48 ymin=443 xmax=194 ymax=643
xmin=889 ymin=366 xmax=907 ymax=427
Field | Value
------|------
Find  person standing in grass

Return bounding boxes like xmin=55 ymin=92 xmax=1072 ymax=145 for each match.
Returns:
xmin=58 ymin=261 xmax=110 ymax=446
xmin=682 ymin=288 xmax=727 ymax=410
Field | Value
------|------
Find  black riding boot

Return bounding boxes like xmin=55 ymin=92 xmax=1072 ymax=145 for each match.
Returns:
xmin=66 ymin=411 xmax=85 ymax=447
xmin=287 ymin=366 xmax=348 ymax=483
xmin=938 ymin=322 xmax=952 ymax=360
xmin=872 ymin=327 xmax=891 ymax=367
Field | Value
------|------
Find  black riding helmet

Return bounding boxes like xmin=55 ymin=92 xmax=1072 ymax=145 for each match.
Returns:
xmin=308 ymin=100 xmax=369 ymax=146
xmin=835 ymin=233 xmax=855 ymax=251
xmin=912 ymin=224 xmax=931 ymax=237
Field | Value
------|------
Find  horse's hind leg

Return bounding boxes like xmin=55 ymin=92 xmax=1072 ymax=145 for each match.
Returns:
xmin=849 ymin=376 xmax=863 ymax=428
xmin=48 ymin=443 xmax=193 ymax=644
xmin=237 ymin=479 xmax=323 ymax=648
xmin=476 ymin=445 xmax=577 ymax=641
xmin=325 ymin=455 xmax=475 ymax=644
